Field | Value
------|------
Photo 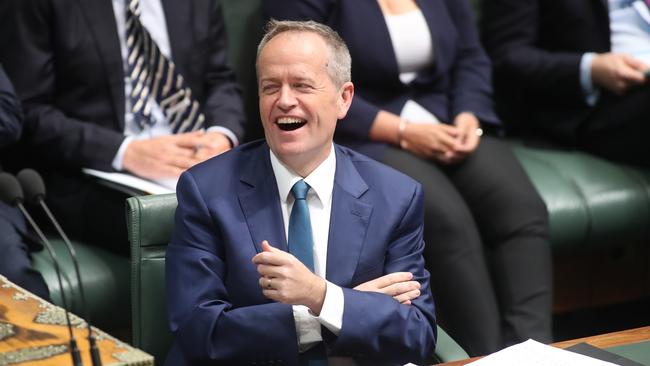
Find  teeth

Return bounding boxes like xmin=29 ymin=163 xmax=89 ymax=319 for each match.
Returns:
xmin=277 ymin=117 xmax=305 ymax=124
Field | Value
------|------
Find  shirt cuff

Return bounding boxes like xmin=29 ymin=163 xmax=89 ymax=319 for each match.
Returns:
xmin=292 ymin=305 xmax=322 ymax=351
xmin=206 ymin=126 xmax=239 ymax=147
xmin=111 ymin=135 xmax=134 ymax=171
xmin=314 ymin=281 xmax=344 ymax=336
xmin=580 ymin=52 xmax=600 ymax=106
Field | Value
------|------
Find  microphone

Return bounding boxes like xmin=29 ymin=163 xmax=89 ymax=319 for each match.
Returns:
xmin=0 ymin=172 xmax=83 ymax=366
xmin=16 ymin=169 xmax=102 ymax=366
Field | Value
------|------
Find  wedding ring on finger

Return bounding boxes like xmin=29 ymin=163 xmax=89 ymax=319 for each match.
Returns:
xmin=266 ymin=277 xmax=272 ymax=289
xmin=475 ymin=128 xmax=483 ymax=137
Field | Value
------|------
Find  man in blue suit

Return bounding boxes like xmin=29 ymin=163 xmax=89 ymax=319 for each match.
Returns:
xmin=165 ymin=20 xmax=437 ymax=365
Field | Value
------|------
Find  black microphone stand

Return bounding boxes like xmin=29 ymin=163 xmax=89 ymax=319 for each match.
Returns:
xmin=38 ymin=200 xmax=102 ymax=366
xmin=16 ymin=204 xmax=83 ymax=366
xmin=17 ymin=169 xmax=102 ymax=366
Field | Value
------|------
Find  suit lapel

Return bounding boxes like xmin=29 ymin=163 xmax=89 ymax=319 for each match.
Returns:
xmin=325 ymin=147 xmax=372 ymax=287
xmin=238 ymin=145 xmax=288 ymax=254
xmin=161 ymin=0 xmax=190 ymax=73
xmin=415 ymin=0 xmax=447 ymax=79
xmin=363 ymin=0 xmax=401 ymax=79
xmin=76 ymin=0 xmax=125 ymax=129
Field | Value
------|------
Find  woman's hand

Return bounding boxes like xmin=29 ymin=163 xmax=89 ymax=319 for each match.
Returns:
xmin=401 ymin=112 xmax=481 ymax=164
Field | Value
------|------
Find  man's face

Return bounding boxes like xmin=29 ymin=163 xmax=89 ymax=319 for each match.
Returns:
xmin=257 ymin=31 xmax=353 ymax=173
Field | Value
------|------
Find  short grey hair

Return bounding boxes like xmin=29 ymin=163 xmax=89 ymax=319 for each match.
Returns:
xmin=256 ymin=19 xmax=352 ymax=88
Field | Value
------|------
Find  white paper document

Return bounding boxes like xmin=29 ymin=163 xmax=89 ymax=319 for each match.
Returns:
xmin=467 ymin=339 xmax=619 ymax=366
xmin=82 ymin=168 xmax=175 ymax=195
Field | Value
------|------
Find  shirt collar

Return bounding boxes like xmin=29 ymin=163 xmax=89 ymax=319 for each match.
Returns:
xmin=270 ymin=145 xmax=336 ymax=206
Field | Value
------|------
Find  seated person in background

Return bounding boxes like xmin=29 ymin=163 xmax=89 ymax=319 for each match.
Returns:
xmin=165 ymin=20 xmax=437 ymax=365
xmin=0 ymin=64 xmax=49 ymax=300
xmin=481 ymin=0 xmax=650 ymax=168
xmin=266 ymin=0 xmax=552 ymax=355
xmin=0 ymin=0 xmax=246 ymax=252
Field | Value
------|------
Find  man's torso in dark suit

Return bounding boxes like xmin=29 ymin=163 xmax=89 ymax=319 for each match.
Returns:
xmin=481 ymin=0 xmax=611 ymax=143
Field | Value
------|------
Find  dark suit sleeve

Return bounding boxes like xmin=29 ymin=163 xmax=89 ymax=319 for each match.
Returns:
xmin=166 ymin=171 xmax=300 ymax=363
xmin=444 ymin=0 xmax=499 ymax=124
xmin=480 ymin=0 xmax=585 ymax=102
xmin=201 ymin=0 xmax=246 ymax=141
xmin=0 ymin=65 xmax=22 ymax=148
xmin=328 ymin=184 xmax=437 ymax=365
xmin=1 ymin=0 xmax=124 ymax=170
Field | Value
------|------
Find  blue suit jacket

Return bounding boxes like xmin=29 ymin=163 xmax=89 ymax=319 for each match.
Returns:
xmin=265 ymin=0 xmax=499 ymax=158
xmin=165 ymin=140 xmax=437 ymax=366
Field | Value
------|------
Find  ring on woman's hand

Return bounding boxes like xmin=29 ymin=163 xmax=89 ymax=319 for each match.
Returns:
xmin=475 ymin=128 xmax=483 ymax=137
xmin=267 ymin=277 xmax=272 ymax=289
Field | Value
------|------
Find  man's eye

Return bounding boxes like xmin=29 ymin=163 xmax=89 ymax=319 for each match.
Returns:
xmin=294 ymin=83 xmax=312 ymax=90
xmin=261 ymin=85 xmax=279 ymax=94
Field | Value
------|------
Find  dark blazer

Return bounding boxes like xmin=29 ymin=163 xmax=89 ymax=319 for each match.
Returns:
xmin=481 ymin=0 xmax=611 ymax=143
xmin=0 ymin=0 xmax=245 ymax=171
xmin=265 ymin=0 xmax=499 ymax=158
xmin=0 ymin=64 xmax=22 ymax=149
xmin=165 ymin=141 xmax=437 ymax=366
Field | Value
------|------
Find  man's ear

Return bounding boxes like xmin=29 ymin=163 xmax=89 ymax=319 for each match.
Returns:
xmin=337 ymin=81 xmax=354 ymax=119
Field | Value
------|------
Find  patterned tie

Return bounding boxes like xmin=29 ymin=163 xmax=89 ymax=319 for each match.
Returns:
xmin=125 ymin=0 xmax=205 ymax=133
xmin=288 ymin=180 xmax=315 ymax=272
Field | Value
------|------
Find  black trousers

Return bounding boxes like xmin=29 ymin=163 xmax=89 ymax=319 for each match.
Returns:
xmin=382 ymin=136 xmax=552 ymax=356
xmin=578 ymin=85 xmax=650 ymax=168
xmin=0 ymin=201 xmax=50 ymax=300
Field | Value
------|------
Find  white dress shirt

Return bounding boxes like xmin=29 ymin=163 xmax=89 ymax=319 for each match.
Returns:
xmin=269 ymin=146 xmax=346 ymax=349
xmin=110 ymin=0 xmax=237 ymax=171
xmin=383 ymin=9 xmax=442 ymax=124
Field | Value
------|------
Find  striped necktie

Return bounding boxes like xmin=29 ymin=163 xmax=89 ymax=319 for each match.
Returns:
xmin=125 ymin=0 xmax=205 ymax=133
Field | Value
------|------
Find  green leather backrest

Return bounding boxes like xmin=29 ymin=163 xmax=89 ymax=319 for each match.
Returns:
xmin=126 ymin=193 xmax=176 ymax=366
xmin=126 ymin=193 xmax=468 ymax=364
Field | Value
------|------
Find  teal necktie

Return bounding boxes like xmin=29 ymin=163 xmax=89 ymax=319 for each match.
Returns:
xmin=288 ymin=180 xmax=315 ymax=272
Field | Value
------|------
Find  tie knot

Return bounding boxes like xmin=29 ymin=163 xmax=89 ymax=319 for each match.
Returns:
xmin=291 ymin=180 xmax=310 ymax=201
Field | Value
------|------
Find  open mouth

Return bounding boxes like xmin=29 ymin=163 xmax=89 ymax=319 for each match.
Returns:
xmin=276 ymin=117 xmax=307 ymax=131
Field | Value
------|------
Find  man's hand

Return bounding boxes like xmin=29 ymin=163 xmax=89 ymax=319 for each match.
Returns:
xmin=123 ymin=131 xmax=205 ymax=179
xmin=192 ymin=131 xmax=233 ymax=161
xmin=252 ymin=241 xmax=327 ymax=315
xmin=354 ymin=272 xmax=421 ymax=305
xmin=591 ymin=53 xmax=647 ymax=95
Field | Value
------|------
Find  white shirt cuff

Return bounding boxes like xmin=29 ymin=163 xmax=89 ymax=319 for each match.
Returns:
xmin=111 ymin=135 xmax=135 ymax=171
xmin=292 ymin=281 xmax=344 ymax=351
xmin=315 ymin=281 xmax=344 ymax=336
xmin=292 ymin=305 xmax=322 ymax=351
xmin=206 ymin=126 xmax=239 ymax=147
xmin=580 ymin=52 xmax=600 ymax=106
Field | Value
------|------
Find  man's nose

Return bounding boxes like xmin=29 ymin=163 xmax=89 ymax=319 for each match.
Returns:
xmin=277 ymin=85 xmax=297 ymax=111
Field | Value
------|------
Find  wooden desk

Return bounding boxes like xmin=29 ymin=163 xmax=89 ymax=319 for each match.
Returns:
xmin=438 ymin=326 xmax=650 ymax=366
xmin=0 ymin=275 xmax=153 ymax=365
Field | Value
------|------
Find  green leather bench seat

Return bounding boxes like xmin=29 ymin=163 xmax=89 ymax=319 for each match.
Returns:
xmin=512 ymin=144 xmax=650 ymax=253
xmin=31 ymin=238 xmax=130 ymax=329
